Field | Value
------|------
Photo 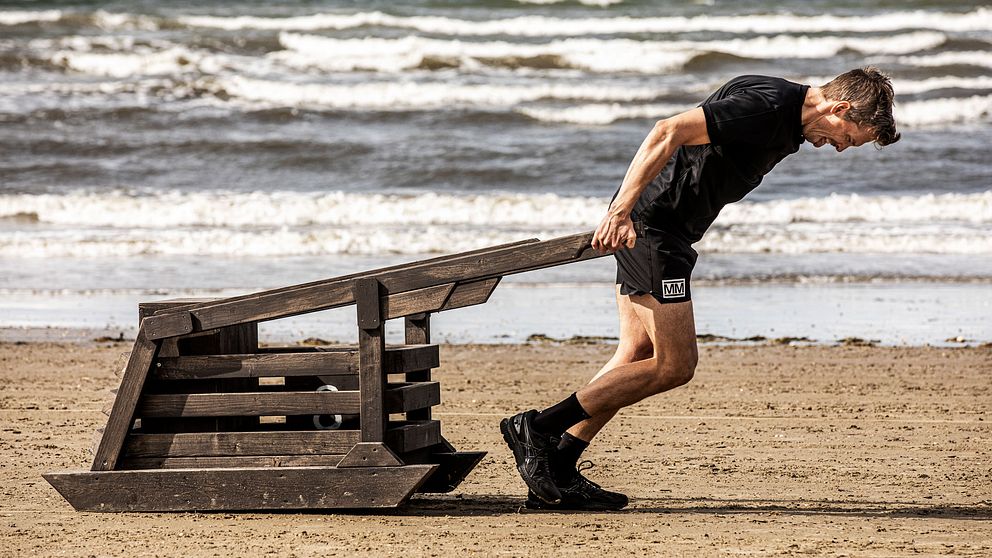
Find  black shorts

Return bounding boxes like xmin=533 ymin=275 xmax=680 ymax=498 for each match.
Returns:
xmin=615 ymin=223 xmax=697 ymax=304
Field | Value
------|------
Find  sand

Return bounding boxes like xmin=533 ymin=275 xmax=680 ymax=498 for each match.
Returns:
xmin=1 ymin=340 xmax=990 ymax=557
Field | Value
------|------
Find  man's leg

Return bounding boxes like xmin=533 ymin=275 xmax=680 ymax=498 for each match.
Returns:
xmin=501 ymin=293 xmax=697 ymax=504
xmin=576 ymin=295 xmax=697 ymax=417
xmin=556 ymin=285 xmax=652 ymax=471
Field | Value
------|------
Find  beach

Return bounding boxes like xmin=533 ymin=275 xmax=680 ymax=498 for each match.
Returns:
xmin=2 ymin=339 xmax=989 ymax=556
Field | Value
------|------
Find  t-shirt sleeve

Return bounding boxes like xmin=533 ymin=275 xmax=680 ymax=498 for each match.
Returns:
xmin=701 ymin=89 xmax=781 ymax=146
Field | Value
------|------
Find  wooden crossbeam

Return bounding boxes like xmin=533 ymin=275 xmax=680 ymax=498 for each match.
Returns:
xmin=152 ymin=344 xmax=439 ymax=380
xmin=118 ymin=454 xmax=346 ymax=470
xmin=143 ymin=232 xmax=598 ymax=339
xmin=133 ymin=382 xmax=438 ymax=418
xmin=45 ymin=465 xmax=438 ymax=511
xmin=122 ymin=421 xmax=441 ymax=458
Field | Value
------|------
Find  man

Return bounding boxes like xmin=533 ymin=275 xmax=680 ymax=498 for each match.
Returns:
xmin=501 ymin=67 xmax=900 ymax=510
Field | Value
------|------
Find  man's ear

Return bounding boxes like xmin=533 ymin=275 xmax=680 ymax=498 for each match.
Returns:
xmin=831 ymin=100 xmax=851 ymax=116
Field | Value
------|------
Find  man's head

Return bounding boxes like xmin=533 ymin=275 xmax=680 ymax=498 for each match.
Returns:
xmin=803 ymin=66 xmax=901 ymax=151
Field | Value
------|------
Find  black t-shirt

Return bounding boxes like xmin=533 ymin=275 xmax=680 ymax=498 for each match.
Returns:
xmin=627 ymin=75 xmax=809 ymax=243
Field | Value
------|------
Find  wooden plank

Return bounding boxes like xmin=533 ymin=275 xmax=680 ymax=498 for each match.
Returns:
xmin=44 ymin=465 xmax=438 ymax=511
xmin=356 ymin=278 xmax=386 ymax=443
xmin=92 ymin=327 xmax=159 ymax=471
xmin=143 ymin=312 xmax=193 ymax=339
xmin=441 ymin=277 xmax=502 ymax=311
xmin=142 ymin=234 xmax=595 ymax=338
xmin=404 ymin=314 xmax=432 ymax=422
xmin=337 ymin=442 xmax=402 ymax=468
xmin=386 ymin=420 xmax=441 ymax=454
xmin=384 ymin=382 xmax=440 ymax=413
xmin=118 ymin=454 xmax=345 ymax=470
xmin=123 ymin=430 xmax=362 ymax=458
xmin=151 ymin=344 xmax=436 ymax=380
xmin=383 ymin=283 xmax=455 ymax=319
xmin=153 ymin=352 xmax=357 ymax=380
xmin=136 ymin=391 xmax=362 ymax=418
xmin=149 ymin=237 xmax=540 ymax=318
xmin=383 ymin=344 xmax=439 ymax=374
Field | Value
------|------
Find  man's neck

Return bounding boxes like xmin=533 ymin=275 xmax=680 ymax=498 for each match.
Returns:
xmin=801 ymin=87 xmax=827 ymax=126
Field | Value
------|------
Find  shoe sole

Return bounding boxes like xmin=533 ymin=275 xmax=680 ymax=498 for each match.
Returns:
xmin=524 ymin=499 xmax=628 ymax=512
xmin=500 ymin=418 xmax=561 ymax=505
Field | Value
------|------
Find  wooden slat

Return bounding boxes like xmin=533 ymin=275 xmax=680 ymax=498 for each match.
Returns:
xmin=44 ymin=465 xmax=438 ymax=511
xmin=440 ymin=277 xmax=502 ymax=311
xmin=136 ymin=391 xmax=362 ymax=418
xmin=123 ymin=430 xmax=362 ymax=458
xmin=143 ymin=312 xmax=193 ymax=339
xmin=118 ymin=454 xmax=346 ymax=470
xmin=152 ymin=344 xmax=436 ymax=380
xmin=153 ymin=352 xmax=357 ymax=380
xmin=142 ymin=233 xmax=596 ymax=339
xmin=384 ymin=382 xmax=440 ymax=413
xmin=356 ymin=278 xmax=386 ymax=443
xmin=415 ymin=451 xmax=488 ymax=494
xmin=404 ymin=314 xmax=431 ymax=422
xmin=386 ymin=420 xmax=442 ymax=454
xmin=382 ymin=283 xmax=454 ymax=319
xmin=383 ymin=344 xmax=439 ymax=374
xmin=92 ymin=327 xmax=159 ymax=471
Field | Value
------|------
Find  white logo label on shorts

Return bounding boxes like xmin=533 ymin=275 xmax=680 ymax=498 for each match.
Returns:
xmin=661 ymin=279 xmax=686 ymax=299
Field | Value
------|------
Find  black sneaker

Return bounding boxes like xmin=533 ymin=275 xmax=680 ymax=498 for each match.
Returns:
xmin=525 ymin=461 xmax=629 ymax=511
xmin=500 ymin=410 xmax=561 ymax=504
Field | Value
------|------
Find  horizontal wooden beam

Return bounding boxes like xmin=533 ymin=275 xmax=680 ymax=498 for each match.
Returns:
xmin=44 ymin=465 xmax=438 ymax=511
xmin=134 ymin=382 xmax=438 ymax=418
xmin=152 ymin=344 xmax=438 ymax=380
xmin=118 ymin=454 xmax=345 ymax=470
xmin=384 ymin=382 xmax=440 ymax=413
xmin=124 ymin=430 xmax=362 ymax=458
xmin=143 ymin=233 xmax=597 ymax=339
xmin=153 ymin=352 xmax=357 ymax=380
xmin=122 ymin=421 xmax=441 ymax=458
xmin=136 ymin=391 xmax=362 ymax=418
xmin=386 ymin=420 xmax=442 ymax=454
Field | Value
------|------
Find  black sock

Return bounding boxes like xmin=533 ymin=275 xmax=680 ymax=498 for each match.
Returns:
xmin=531 ymin=393 xmax=591 ymax=436
xmin=554 ymin=432 xmax=589 ymax=480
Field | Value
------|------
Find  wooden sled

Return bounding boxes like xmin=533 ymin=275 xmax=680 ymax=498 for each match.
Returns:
xmin=45 ymin=232 xmax=603 ymax=511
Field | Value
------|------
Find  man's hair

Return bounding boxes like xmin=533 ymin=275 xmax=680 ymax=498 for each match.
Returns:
xmin=821 ymin=66 xmax=900 ymax=146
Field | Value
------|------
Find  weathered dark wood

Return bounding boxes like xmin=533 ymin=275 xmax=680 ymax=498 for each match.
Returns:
xmin=383 ymin=283 xmax=454 ymax=319
xmin=118 ymin=454 xmax=345 ymax=470
xmin=92 ymin=327 xmax=159 ymax=471
xmin=415 ymin=451 xmax=488 ymax=493
xmin=354 ymin=278 xmax=382 ymax=329
xmin=404 ymin=313 xmax=432 ymax=422
xmin=142 ymin=312 xmax=193 ymax=339
xmin=384 ymin=382 xmax=440 ymax=413
xmin=153 ymin=352 xmax=357 ymax=380
xmin=143 ymin=233 xmax=596 ymax=339
xmin=152 ymin=344 xmax=437 ymax=380
xmin=356 ymin=278 xmax=387 ymax=443
xmin=44 ymin=465 xmax=438 ymax=511
xmin=136 ymin=391 xmax=362 ymax=418
xmin=441 ymin=277 xmax=502 ymax=311
xmin=386 ymin=420 xmax=442 ymax=454
xmin=338 ymin=442 xmax=402 ymax=468
xmin=123 ymin=430 xmax=363 ymax=458
xmin=383 ymin=344 xmax=439 ymax=375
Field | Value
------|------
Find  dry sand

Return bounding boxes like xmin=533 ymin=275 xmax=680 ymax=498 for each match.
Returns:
xmin=1 ymin=340 xmax=990 ymax=557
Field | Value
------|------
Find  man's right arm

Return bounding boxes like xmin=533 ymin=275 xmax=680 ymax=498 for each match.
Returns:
xmin=591 ymin=107 xmax=711 ymax=253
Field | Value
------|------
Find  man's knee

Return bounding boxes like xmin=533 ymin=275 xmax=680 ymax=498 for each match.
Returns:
xmin=647 ymin=347 xmax=697 ymax=390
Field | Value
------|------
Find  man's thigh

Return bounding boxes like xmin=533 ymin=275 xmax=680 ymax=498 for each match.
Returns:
xmin=628 ymin=294 xmax=697 ymax=361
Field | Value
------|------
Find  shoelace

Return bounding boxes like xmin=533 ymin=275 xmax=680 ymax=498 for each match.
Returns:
xmin=575 ymin=460 xmax=603 ymax=489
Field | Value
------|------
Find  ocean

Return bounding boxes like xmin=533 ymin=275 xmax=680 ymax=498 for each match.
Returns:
xmin=0 ymin=1 xmax=989 ymax=344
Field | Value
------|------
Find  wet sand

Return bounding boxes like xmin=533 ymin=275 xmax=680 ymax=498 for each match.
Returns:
xmin=1 ymin=340 xmax=990 ymax=556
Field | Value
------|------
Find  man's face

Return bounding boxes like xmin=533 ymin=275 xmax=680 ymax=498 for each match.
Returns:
xmin=802 ymin=103 xmax=875 ymax=152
